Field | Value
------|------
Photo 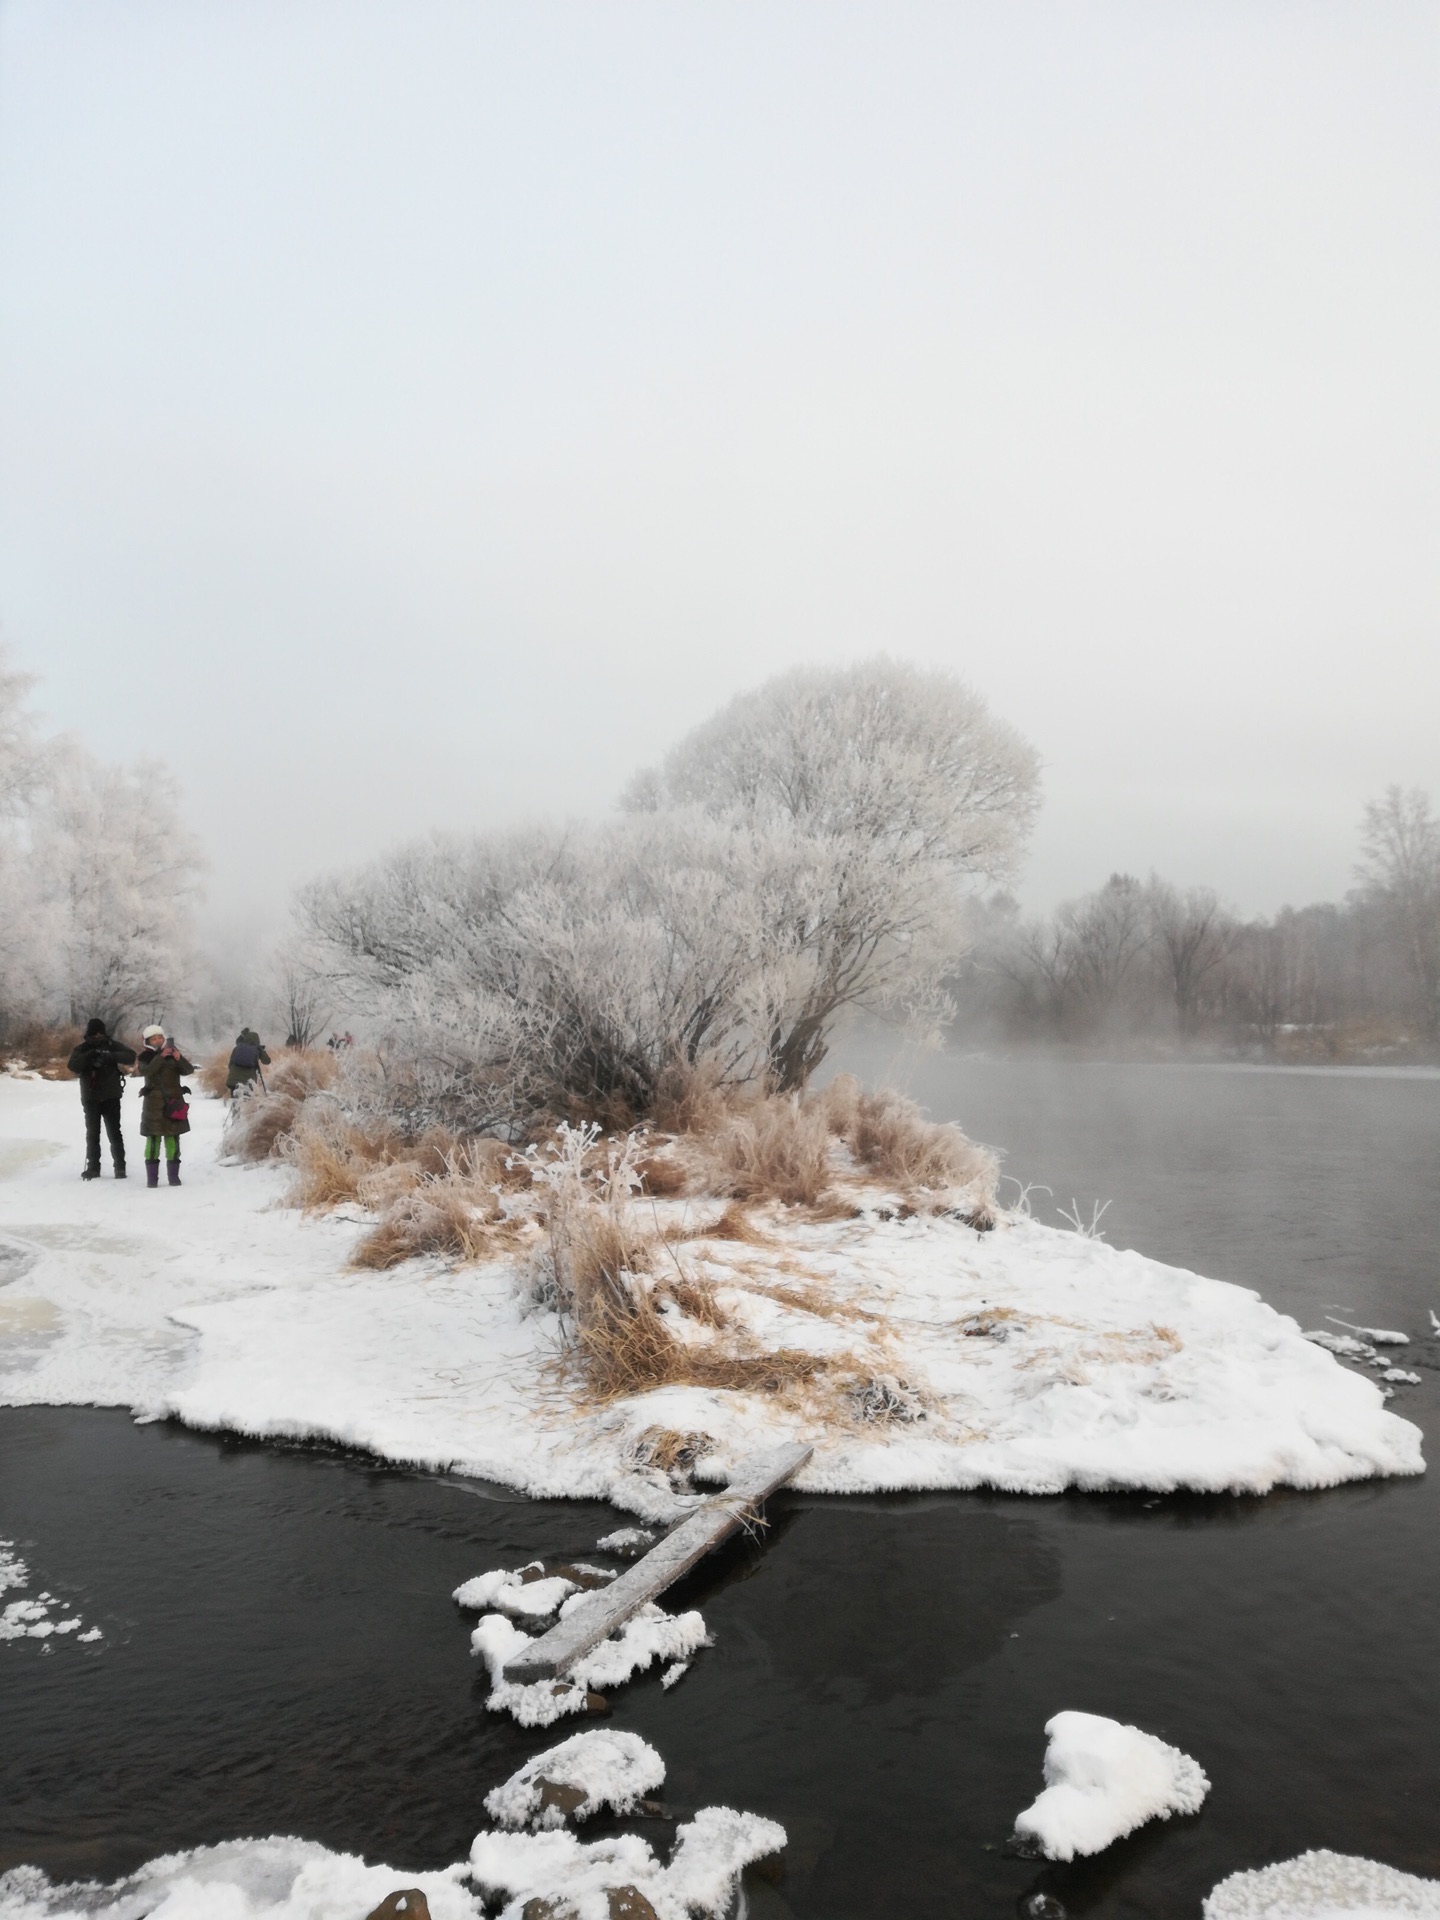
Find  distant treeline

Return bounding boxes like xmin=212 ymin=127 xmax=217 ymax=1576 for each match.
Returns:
xmin=950 ymin=787 xmax=1440 ymax=1060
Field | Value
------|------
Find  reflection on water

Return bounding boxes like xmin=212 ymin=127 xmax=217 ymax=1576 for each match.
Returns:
xmin=2 ymin=1058 xmax=1438 ymax=1917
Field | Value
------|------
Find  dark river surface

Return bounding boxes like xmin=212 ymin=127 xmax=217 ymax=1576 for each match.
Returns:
xmin=3 ymin=1056 xmax=1438 ymax=1917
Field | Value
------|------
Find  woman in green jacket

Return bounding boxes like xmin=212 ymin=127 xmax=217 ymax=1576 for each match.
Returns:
xmin=136 ymin=1025 xmax=195 ymax=1187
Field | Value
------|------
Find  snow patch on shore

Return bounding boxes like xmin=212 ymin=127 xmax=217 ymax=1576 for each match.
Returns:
xmin=1014 ymin=1711 xmax=1209 ymax=1860
xmin=0 ymin=1076 xmax=1424 ymax=1506
xmin=1205 ymin=1850 xmax=1440 ymax=1917
xmin=0 ymin=1838 xmax=479 ymax=1919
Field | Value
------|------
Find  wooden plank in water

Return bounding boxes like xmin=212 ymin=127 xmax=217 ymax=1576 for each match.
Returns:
xmin=502 ymin=1440 xmax=813 ymax=1684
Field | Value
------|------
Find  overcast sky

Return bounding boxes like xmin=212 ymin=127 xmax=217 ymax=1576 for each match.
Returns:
xmin=1 ymin=0 xmax=1436 ymax=943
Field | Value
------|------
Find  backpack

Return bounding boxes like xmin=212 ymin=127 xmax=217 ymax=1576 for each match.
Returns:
xmin=230 ymin=1042 xmax=260 ymax=1071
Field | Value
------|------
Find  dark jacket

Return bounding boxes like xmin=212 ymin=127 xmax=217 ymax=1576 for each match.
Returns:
xmin=137 ymin=1046 xmax=195 ymax=1137
xmin=226 ymin=1028 xmax=271 ymax=1093
xmin=67 ymin=1036 xmax=137 ymax=1105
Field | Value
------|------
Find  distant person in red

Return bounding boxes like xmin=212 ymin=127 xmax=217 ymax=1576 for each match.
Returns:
xmin=67 ymin=1018 xmax=136 ymax=1181
xmin=136 ymin=1025 xmax=195 ymax=1188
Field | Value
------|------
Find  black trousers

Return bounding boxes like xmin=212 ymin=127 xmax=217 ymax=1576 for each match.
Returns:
xmin=83 ymin=1097 xmax=126 ymax=1172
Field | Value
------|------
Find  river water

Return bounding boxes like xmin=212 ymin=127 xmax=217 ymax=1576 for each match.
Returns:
xmin=3 ymin=1057 xmax=1438 ymax=1917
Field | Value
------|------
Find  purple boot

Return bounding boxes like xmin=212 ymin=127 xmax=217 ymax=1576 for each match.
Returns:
xmin=146 ymin=1159 xmax=159 ymax=1188
xmin=167 ymin=1157 xmax=182 ymax=1187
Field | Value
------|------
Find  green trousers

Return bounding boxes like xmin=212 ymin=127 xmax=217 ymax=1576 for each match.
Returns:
xmin=144 ymin=1136 xmax=181 ymax=1163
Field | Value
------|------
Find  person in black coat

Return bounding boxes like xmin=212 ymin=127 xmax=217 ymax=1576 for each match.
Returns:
xmin=66 ymin=1018 xmax=137 ymax=1180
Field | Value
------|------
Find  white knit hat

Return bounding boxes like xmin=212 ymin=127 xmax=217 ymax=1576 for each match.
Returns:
xmin=142 ymin=1024 xmax=165 ymax=1043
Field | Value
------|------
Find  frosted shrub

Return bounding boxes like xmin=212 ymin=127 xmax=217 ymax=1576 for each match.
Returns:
xmin=299 ymin=661 xmax=1039 ymax=1131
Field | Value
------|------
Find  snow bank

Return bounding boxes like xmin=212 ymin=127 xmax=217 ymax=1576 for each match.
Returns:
xmin=1205 ymin=1850 xmax=1440 ymax=1918
xmin=0 ymin=1077 xmax=1424 ymax=1506
xmin=469 ymin=1805 xmax=784 ymax=1920
xmin=484 ymin=1729 xmax=665 ymax=1829
xmin=470 ymin=1601 xmax=709 ymax=1726
xmin=0 ymin=1837 xmax=479 ymax=1919
xmin=1014 ymin=1711 xmax=1209 ymax=1861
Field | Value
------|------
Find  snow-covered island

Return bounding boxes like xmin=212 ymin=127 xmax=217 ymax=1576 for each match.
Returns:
xmin=0 ymin=1072 xmax=1421 ymax=1511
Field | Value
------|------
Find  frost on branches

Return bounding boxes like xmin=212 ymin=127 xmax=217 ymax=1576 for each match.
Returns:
xmin=0 ymin=648 xmax=204 ymax=1037
xmin=299 ymin=660 xmax=1041 ymax=1132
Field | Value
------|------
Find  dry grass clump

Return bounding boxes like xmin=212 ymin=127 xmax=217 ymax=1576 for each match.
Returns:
xmin=196 ymin=1047 xmax=233 ymax=1099
xmin=226 ymin=1090 xmax=307 ymax=1162
xmin=2 ymin=1021 xmax=83 ymax=1078
xmin=698 ymin=1094 xmax=835 ymax=1207
xmin=823 ymin=1076 xmax=999 ymax=1201
xmin=351 ymin=1181 xmax=510 ymax=1270
xmin=346 ymin=1136 xmax=527 ymax=1269
xmin=652 ymin=1067 xmax=998 ymax=1216
xmin=222 ymin=1049 xmax=342 ymax=1162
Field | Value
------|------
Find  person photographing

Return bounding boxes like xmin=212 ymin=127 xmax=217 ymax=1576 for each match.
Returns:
xmin=225 ymin=1027 xmax=270 ymax=1097
xmin=67 ymin=1018 xmax=137 ymax=1180
xmin=137 ymin=1025 xmax=195 ymax=1187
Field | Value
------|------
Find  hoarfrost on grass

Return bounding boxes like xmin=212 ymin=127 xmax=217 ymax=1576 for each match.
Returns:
xmin=1204 ymin=1849 xmax=1440 ymax=1918
xmin=1013 ymin=1710 xmax=1209 ymax=1861
xmin=484 ymin=1729 xmax=665 ymax=1829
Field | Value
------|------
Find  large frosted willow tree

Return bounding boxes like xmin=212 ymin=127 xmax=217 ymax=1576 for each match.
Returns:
xmin=0 ymin=647 xmax=204 ymax=1035
xmin=302 ymin=660 xmax=1039 ymax=1129
xmin=626 ymin=661 xmax=1040 ymax=1086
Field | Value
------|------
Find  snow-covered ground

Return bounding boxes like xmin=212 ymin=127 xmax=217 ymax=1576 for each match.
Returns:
xmin=0 ymin=1074 xmax=1423 ymax=1511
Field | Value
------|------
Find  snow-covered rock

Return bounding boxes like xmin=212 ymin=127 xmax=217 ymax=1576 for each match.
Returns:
xmin=470 ymin=1601 xmax=709 ymax=1727
xmin=1013 ymin=1710 xmax=1209 ymax=1861
xmin=484 ymin=1729 xmax=665 ymax=1829
xmin=453 ymin=1567 xmax=577 ymax=1620
xmin=469 ymin=1805 xmax=784 ymax=1920
xmin=1204 ymin=1849 xmax=1440 ymax=1917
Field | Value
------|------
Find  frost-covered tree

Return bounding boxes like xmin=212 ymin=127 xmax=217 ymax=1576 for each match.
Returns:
xmin=0 ymin=647 xmax=44 ymax=819
xmin=627 ymin=660 xmax=1040 ymax=1085
xmin=0 ymin=651 xmax=48 ymax=1028
xmin=301 ymin=814 xmax=825 ymax=1128
xmin=26 ymin=747 xmax=206 ymax=1031
xmin=1356 ymin=786 xmax=1440 ymax=1035
xmin=1146 ymin=882 xmax=1237 ymax=1035
xmin=302 ymin=662 xmax=1041 ymax=1127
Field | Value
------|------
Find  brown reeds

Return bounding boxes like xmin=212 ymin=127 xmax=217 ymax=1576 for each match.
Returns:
xmin=222 ymin=1049 xmax=341 ymax=1162
xmin=196 ymin=1047 xmax=233 ymax=1099
xmin=1 ymin=1021 xmax=83 ymax=1079
xmin=644 ymin=1062 xmax=998 ymax=1214
xmin=826 ymin=1076 xmax=999 ymax=1199
xmin=351 ymin=1183 xmax=511 ymax=1269
xmin=699 ymin=1094 xmax=835 ymax=1206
